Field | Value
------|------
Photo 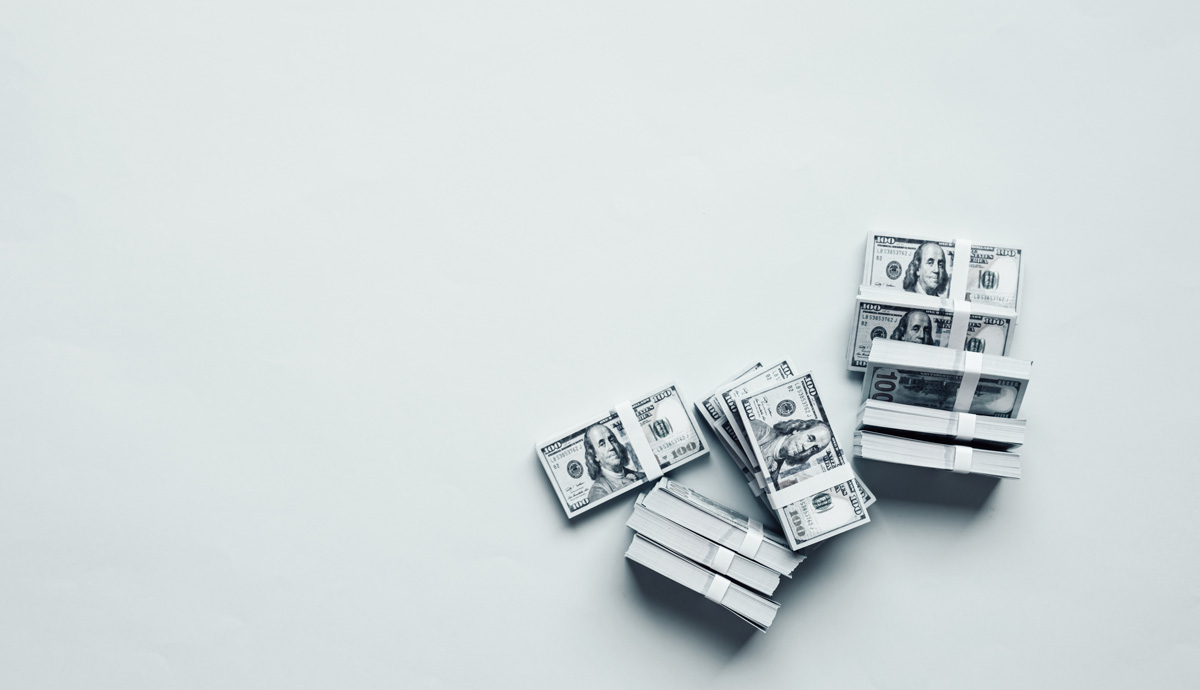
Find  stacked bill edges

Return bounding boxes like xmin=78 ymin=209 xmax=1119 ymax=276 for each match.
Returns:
xmin=624 ymin=478 xmax=803 ymax=631
xmin=853 ymin=336 xmax=1032 ymax=478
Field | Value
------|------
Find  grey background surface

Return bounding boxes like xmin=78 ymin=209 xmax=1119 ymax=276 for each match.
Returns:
xmin=3 ymin=2 xmax=1198 ymax=688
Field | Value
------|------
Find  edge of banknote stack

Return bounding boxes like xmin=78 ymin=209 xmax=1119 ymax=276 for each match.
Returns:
xmin=624 ymin=478 xmax=804 ymax=631
xmin=849 ymin=233 xmax=1033 ymax=478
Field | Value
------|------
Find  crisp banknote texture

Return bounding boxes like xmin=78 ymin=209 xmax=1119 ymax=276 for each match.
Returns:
xmin=863 ymin=234 xmax=1023 ymax=310
xmin=863 ymin=365 xmax=1027 ymax=418
xmin=698 ymin=363 xmax=764 ymax=467
xmin=537 ymin=384 xmax=708 ymax=518
xmin=717 ymin=361 xmax=797 ymax=462
xmin=849 ymin=299 xmax=1014 ymax=370
xmin=737 ymin=373 xmax=873 ymax=549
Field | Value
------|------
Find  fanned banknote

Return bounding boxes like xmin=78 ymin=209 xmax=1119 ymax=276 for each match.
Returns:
xmin=847 ymin=287 xmax=1017 ymax=371
xmin=735 ymin=372 xmax=874 ymax=550
xmin=536 ymin=383 xmax=708 ymax=518
xmin=862 ymin=233 xmax=1024 ymax=311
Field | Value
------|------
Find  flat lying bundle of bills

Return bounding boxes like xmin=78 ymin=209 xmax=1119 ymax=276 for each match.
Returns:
xmin=626 ymin=479 xmax=795 ymax=631
xmin=536 ymin=383 xmax=708 ymax=518
xmin=849 ymin=233 xmax=1024 ymax=371
xmin=640 ymin=478 xmax=804 ymax=576
xmin=696 ymin=364 xmax=875 ymax=550
xmin=626 ymin=536 xmax=780 ymax=631
xmin=854 ymin=431 xmax=1022 ymax=479
xmin=862 ymin=340 xmax=1032 ymax=419
xmin=628 ymin=497 xmax=785 ymax=595
xmin=856 ymin=399 xmax=1026 ymax=448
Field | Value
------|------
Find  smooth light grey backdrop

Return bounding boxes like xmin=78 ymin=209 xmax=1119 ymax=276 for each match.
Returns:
xmin=2 ymin=2 xmax=1198 ymax=688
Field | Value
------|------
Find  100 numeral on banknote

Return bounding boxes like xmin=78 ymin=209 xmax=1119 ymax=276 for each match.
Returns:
xmin=537 ymin=384 xmax=708 ymax=519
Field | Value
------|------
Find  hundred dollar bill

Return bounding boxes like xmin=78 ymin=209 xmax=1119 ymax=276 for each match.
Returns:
xmin=697 ymin=363 xmax=763 ymax=469
xmin=847 ymin=288 xmax=1016 ymax=371
xmin=862 ymin=233 xmax=1024 ymax=311
xmin=862 ymin=340 xmax=1032 ymax=419
xmin=536 ymin=383 xmax=708 ymax=519
xmin=717 ymin=360 xmax=798 ymax=465
xmin=736 ymin=373 xmax=874 ymax=550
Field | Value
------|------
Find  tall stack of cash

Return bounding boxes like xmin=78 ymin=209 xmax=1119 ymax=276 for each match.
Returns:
xmin=696 ymin=364 xmax=875 ymax=550
xmin=625 ymin=478 xmax=803 ymax=631
xmin=536 ymin=383 xmax=709 ymax=518
xmin=848 ymin=233 xmax=1024 ymax=371
xmin=852 ymin=340 xmax=1032 ymax=478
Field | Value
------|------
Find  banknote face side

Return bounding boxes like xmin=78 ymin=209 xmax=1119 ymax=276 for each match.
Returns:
xmin=631 ymin=384 xmax=708 ymax=470
xmin=865 ymin=235 xmax=1023 ymax=310
xmin=779 ymin=481 xmax=870 ymax=550
xmin=865 ymin=235 xmax=957 ymax=297
xmin=537 ymin=411 xmax=646 ymax=518
xmin=964 ymin=245 xmax=1023 ymax=310
xmin=718 ymin=361 xmax=796 ymax=456
xmin=536 ymin=385 xmax=707 ymax=519
xmin=849 ymin=302 xmax=1012 ymax=370
xmin=863 ymin=365 xmax=1025 ymax=418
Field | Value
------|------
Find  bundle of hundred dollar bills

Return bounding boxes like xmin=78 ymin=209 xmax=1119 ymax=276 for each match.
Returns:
xmin=852 ymin=339 xmax=1032 ymax=478
xmin=695 ymin=363 xmax=875 ymax=550
xmin=849 ymin=233 xmax=1025 ymax=371
xmin=536 ymin=383 xmax=709 ymax=518
xmin=625 ymin=478 xmax=804 ymax=631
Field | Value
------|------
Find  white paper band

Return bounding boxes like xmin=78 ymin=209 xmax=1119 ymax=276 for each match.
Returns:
xmin=954 ymin=412 xmax=978 ymax=442
xmin=704 ymin=574 xmax=732 ymax=604
xmin=747 ymin=479 xmax=764 ymax=497
xmin=614 ymin=400 xmax=662 ymax=481
xmin=948 ymin=238 xmax=971 ymax=301
xmin=737 ymin=518 xmax=765 ymax=558
xmin=764 ymin=464 xmax=858 ymax=511
xmin=953 ymin=351 xmax=984 ymax=413
xmin=952 ymin=445 xmax=974 ymax=474
xmin=711 ymin=546 xmax=735 ymax=575
xmin=946 ymin=299 xmax=971 ymax=353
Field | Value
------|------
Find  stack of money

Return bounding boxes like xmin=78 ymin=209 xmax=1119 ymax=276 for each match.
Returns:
xmin=853 ymin=339 xmax=1032 ymax=477
xmin=695 ymin=364 xmax=875 ymax=550
xmin=625 ymin=478 xmax=803 ymax=631
xmin=849 ymin=233 xmax=1024 ymax=371
xmin=536 ymin=383 xmax=709 ymax=518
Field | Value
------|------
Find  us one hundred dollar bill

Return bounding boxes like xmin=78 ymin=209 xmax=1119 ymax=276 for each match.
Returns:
xmin=861 ymin=340 xmax=1032 ymax=419
xmin=847 ymin=290 xmax=1016 ymax=371
xmin=736 ymin=373 xmax=874 ymax=550
xmin=536 ymin=383 xmax=708 ymax=519
xmin=862 ymin=233 xmax=1024 ymax=311
xmin=697 ymin=363 xmax=764 ymax=469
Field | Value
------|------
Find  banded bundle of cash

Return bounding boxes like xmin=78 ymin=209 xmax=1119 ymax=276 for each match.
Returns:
xmin=853 ymin=431 xmax=1022 ymax=478
xmin=536 ymin=383 xmax=709 ymax=518
xmin=853 ymin=340 xmax=1032 ymax=478
xmin=848 ymin=233 xmax=1024 ymax=371
xmin=695 ymin=363 xmax=875 ymax=550
xmin=625 ymin=478 xmax=803 ymax=631
xmin=857 ymin=399 xmax=1026 ymax=447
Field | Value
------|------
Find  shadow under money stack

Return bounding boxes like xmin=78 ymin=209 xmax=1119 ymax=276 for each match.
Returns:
xmin=624 ymin=478 xmax=804 ymax=631
xmin=695 ymin=364 xmax=875 ymax=550
xmin=848 ymin=233 xmax=1025 ymax=372
xmin=852 ymin=340 xmax=1032 ymax=478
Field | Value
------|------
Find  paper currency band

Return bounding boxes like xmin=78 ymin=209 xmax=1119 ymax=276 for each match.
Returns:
xmin=952 ymin=445 xmax=974 ymax=474
xmin=946 ymin=298 xmax=971 ymax=353
xmin=948 ymin=238 xmax=971 ymax=301
xmin=614 ymin=400 xmax=663 ymax=481
xmin=954 ymin=412 xmax=978 ymax=442
xmin=747 ymin=479 xmax=764 ymax=497
xmin=736 ymin=519 xmax=765 ymax=558
xmin=711 ymin=546 xmax=735 ymax=575
xmin=953 ymin=351 xmax=984 ymax=413
xmin=704 ymin=574 xmax=732 ymax=604
xmin=763 ymin=464 xmax=858 ymax=511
